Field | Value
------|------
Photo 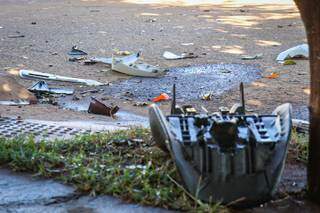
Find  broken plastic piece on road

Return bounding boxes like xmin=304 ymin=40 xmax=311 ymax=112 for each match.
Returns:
xmin=112 ymin=54 xmax=166 ymax=77
xmin=133 ymin=102 xmax=149 ymax=107
xmin=162 ymin=51 xmax=198 ymax=60
xmin=7 ymin=34 xmax=25 ymax=38
xmin=68 ymin=45 xmax=88 ymax=56
xmin=69 ymin=56 xmax=86 ymax=62
xmin=88 ymin=52 xmax=141 ymax=65
xmin=28 ymin=81 xmax=74 ymax=95
xmin=0 ymin=100 xmax=30 ymax=106
xmin=152 ymin=93 xmax=170 ymax=102
xmin=276 ymin=44 xmax=309 ymax=61
xmin=201 ymin=92 xmax=213 ymax=101
xmin=19 ymin=69 xmax=104 ymax=86
xmin=88 ymin=97 xmax=119 ymax=117
xmin=181 ymin=43 xmax=194 ymax=46
xmin=241 ymin=53 xmax=263 ymax=60
xmin=266 ymin=72 xmax=280 ymax=79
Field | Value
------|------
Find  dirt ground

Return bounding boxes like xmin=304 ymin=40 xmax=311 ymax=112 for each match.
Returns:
xmin=0 ymin=0 xmax=309 ymax=122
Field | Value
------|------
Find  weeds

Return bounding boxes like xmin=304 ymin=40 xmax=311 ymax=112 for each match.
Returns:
xmin=289 ymin=130 xmax=309 ymax=163
xmin=0 ymin=128 xmax=224 ymax=212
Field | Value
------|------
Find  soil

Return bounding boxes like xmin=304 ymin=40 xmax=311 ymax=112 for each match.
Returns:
xmin=0 ymin=0 xmax=309 ymax=122
xmin=0 ymin=0 xmax=315 ymax=212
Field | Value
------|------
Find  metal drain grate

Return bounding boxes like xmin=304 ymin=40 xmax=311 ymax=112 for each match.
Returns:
xmin=0 ymin=117 xmax=91 ymax=141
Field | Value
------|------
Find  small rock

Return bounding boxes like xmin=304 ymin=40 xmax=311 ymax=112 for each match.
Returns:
xmin=31 ymin=22 xmax=37 ymax=25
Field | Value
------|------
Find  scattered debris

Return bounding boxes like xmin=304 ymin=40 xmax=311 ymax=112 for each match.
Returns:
xmin=181 ymin=43 xmax=194 ymax=46
xmin=87 ymin=52 xmax=141 ymax=65
xmin=266 ymin=72 xmax=280 ymax=79
xmin=241 ymin=53 xmax=263 ymax=60
xmin=0 ymin=73 xmax=37 ymax=105
xmin=28 ymin=81 xmax=74 ymax=95
xmin=83 ymin=59 xmax=97 ymax=65
xmin=163 ymin=51 xmax=197 ymax=60
xmin=31 ymin=22 xmax=37 ymax=25
xmin=145 ymin=18 xmax=156 ymax=23
xmin=79 ymin=89 xmax=99 ymax=94
xmin=7 ymin=34 xmax=25 ymax=38
xmin=20 ymin=69 xmax=104 ymax=86
xmin=0 ymin=100 xmax=30 ymax=106
xmin=68 ymin=56 xmax=86 ymax=62
xmin=68 ymin=45 xmax=88 ymax=56
xmin=88 ymin=97 xmax=119 ymax=117
xmin=149 ymin=83 xmax=292 ymax=204
xmin=201 ymin=92 xmax=213 ymax=101
xmin=292 ymin=119 xmax=309 ymax=134
xmin=152 ymin=93 xmax=170 ymax=102
xmin=112 ymin=54 xmax=166 ymax=77
xmin=276 ymin=44 xmax=309 ymax=61
xmin=283 ymin=59 xmax=297 ymax=65
xmin=133 ymin=102 xmax=149 ymax=107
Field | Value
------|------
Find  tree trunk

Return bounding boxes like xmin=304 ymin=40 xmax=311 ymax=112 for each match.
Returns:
xmin=294 ymin=1 xmax=320 ymax=203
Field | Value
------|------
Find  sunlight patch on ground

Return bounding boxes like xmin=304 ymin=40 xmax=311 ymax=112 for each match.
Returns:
xmin=122 ymin=0 xmax=294 ymax=6
xmin=220 ymin=45 xmax=244 ymax=54
xmin=256 ymin=40 xmax=282 ymax=47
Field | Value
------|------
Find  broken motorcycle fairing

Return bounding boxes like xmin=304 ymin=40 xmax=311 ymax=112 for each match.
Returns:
xmin=149 ymin=85 xmax=292 ymax=205
xmin=111 ymin=54 xmax=167 ymax=77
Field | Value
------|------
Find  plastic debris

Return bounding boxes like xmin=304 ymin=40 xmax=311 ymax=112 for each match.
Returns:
xmin=266 ymin=72 xmax=280 ymax=79
xmin=7 ymin=34 xmax=25 ymax=38
xmin=0 ymin=100 xmax=30 ymax=106
xmin=201 ymin=92 xmax=213 ymax=101
xmin=87 ymin=52 xmax=141 ymax=65
xmin=28 ymin=81 xmax=74 ymax=95
xmin=20 ymin=69 xmax=104 ymax=86
xmin=152 ymin=93 xmax=170 ymax=102
xmin=241 ymin=53 xmax=263 ymax=60
xmin=133 ymin=102 xmax=149 ymax=107
xmin=163 ymin=51 xmax=198 ymax=60
xmin=69 ymin=56 xmax=86 ymax=62
xmin=112 ymin=53 xmax=166 ymax=77
xmin=181 ymin=43 xmax=194 ymax=46
xmin=276 ymin=44 xmax=309 ymax=61
xmin=88 ymin=97 xmax=119 ymax=117
xmin=68 ymin=45 xmax=88 ymax=56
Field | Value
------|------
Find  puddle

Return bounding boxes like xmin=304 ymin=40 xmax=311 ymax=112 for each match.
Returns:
xmin=103 ymin=63 xmax=262 ymax=101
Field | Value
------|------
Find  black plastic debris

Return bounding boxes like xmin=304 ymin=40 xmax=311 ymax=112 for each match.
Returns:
xmin=28 ymin=81 xmax=74 ymax=95
xmin=149 ymin=83 xmax=292 ymax=205
xmin=68 ymin=45 xmax=88 ymax=56
xmin=88 ymin=97 xmax=119 ymax=117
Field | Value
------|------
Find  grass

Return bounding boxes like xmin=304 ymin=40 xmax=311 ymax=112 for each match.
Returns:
xmin=289 ymin=130 xmax=309 ymax=163
xmin=0 ymin=128 xmax=224 ymax=212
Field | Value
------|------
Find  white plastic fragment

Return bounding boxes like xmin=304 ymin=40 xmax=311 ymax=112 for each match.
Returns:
xmin=111 ymin=56 xmax=166 ymax=77
xmin=19 ymin=69 xmax=104 ymax=86
xmin=89 ymin=52 xmax=141 ymax=65
xmin=276 ymin=44 xmax=309 ymax=61
xmin=0 ymin=100 xmax=30 ymax=106
xmin=241 ymin=53 xmax=263 ymax=60
xmin=162 ymin=51 xmax=197 ymax=60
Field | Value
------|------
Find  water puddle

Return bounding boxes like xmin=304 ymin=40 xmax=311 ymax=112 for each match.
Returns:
xmin=103 ymin=63 xmax=262 ymax=101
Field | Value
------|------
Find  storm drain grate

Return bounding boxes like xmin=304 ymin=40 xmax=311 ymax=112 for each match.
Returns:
xmin=0 ymin=117 xmax=92 ymax=141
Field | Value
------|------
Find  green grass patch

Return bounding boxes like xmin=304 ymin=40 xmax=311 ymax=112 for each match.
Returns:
xmin=289 ymin=130 xmax=309 ymax=163
xmin=0 ymin=128 xmax=224 ymax=212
